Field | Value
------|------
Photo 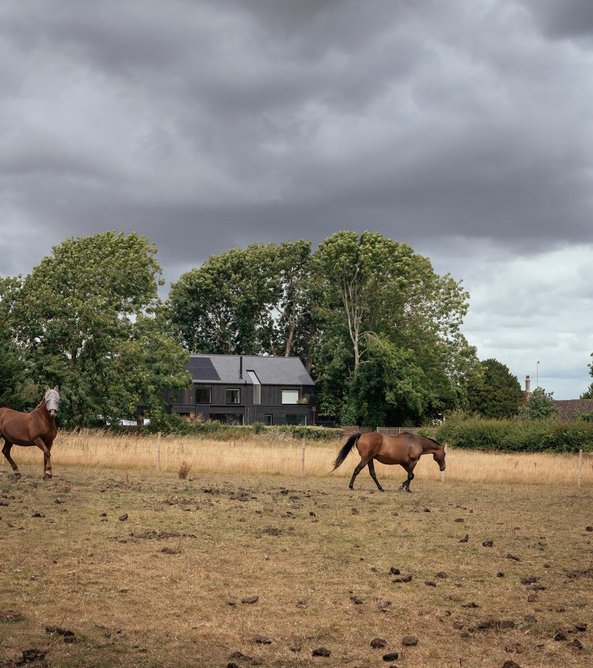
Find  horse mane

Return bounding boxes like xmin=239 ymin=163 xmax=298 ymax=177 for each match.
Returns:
xmin=417 ymin=433 xmax=444 ymax=448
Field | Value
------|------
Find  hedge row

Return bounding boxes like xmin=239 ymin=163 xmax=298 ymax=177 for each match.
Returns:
xmin=435 ymin=418 xmax=593 ymax=453
xmin=147 ymin=417 xmax=343 ymax=442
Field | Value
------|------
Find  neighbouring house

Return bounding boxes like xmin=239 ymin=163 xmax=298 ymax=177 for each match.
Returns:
xmin=523 ymin=375 xmax=593 ymax=420
xmin=552 ymin=399 xmax=593 ymax=421
xmin=165 ymin=354 xmax=316 ymax=426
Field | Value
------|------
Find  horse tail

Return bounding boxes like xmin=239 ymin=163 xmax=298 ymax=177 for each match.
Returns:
xmin=333 ymin=433 xmax=361 ymax=471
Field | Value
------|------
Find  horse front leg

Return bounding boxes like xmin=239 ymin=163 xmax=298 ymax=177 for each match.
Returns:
xmin=400 ymin=460 xmax=418 ymax=492
xmin=43 ymin=449 xmax=52 ymax=480
xmin=2 ymin=440 xmax=21 ymax=477
xmin=34 ymin=438 xmax=52 ymax=479
xmin=367 ymin=459 xmax=384 ymax=492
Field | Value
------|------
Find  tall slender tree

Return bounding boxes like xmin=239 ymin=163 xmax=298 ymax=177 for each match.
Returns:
xmin=313 ymin=231 xmax=476 ymax=426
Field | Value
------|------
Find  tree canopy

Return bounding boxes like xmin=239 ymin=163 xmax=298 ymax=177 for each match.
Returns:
xmin=169 ymin=241 xmax=314 ymax=363
xmin=5 ymin=231 xmax=190 ymax=428
xmin=169 ymin=230 xmax=478 ymax=426
xmin=466 ymin=358 xmax=524 ymax=419
xmin=312 ymin=231 xmax=477 ymax=426
xmin=8 ymin=229 xmax=566 ymax=429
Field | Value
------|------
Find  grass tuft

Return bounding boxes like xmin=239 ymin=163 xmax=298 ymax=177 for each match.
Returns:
xmin=178 ymin=460 xmax=191 ymax=479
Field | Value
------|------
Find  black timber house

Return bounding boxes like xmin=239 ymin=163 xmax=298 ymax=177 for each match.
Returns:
xmin=166 ymin=354 xmax=316 ymax=426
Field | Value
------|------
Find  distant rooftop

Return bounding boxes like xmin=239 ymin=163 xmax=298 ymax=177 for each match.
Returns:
xmin=186 ymin=354 xmax=314 ymax=386
xmin=552 ymin=399 xmax=593 ymax=421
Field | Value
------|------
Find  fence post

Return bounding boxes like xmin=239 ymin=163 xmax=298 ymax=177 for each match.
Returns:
xmin=156 ymin=432 xmax=161 ymax=473
xmin=577 ymin=449 xmax=583 ymax=488
xmin=301 ymin=446 xmax=306 ymax=477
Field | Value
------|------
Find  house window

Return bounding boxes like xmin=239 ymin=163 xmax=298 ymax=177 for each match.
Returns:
xmin=246 ymin=370 xmax=261 ymax=405
xmin=287 ymin=414 xmax=307 ymax=426
xmin=264 ymin=414 xmax=273 ymax=425
xmin=226 ymin=388 xmax=240 ymax=404
xmin=195 ymin=387 xmax=211 ymax=403
xmin=282 ymin=389 xmax=299 ymax=404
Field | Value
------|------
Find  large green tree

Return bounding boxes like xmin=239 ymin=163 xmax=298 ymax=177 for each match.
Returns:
xmin=313 ymin=231 xmax=477 ymax=426
xmin=10 ymin=231 xmax=190 ymax=427
xmin=168 ymin=241 xmax=316 ymax=363
xmin=466 ymin=358 xmax=523 ymax=418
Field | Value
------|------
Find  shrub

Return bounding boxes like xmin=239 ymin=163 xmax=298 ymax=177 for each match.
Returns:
xmin=436 ymin=417 xmax=593 ymax=453
xmin=270 ymin=425 xmax=343 ymax=441
xmin=147 ymin=420 xmax=343 ymax=442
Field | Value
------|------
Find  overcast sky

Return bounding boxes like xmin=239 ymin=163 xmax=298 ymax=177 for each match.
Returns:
xmin=1 ymin=0 xmax=592 ymax=399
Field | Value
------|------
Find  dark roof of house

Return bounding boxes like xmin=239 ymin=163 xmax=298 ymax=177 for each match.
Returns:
xmin=187 ymin=354 xmax=315 ymax=386
xmin=552 ymin=399 xmax=593 ymax=420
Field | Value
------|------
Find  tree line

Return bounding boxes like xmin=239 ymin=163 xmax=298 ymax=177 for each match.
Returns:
xmin=2 ymin=229 xmax=581 ymax=430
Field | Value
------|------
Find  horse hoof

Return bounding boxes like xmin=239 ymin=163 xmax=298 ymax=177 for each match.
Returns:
xmin=13 ymin=472 xmax=22 ymax=479
xmin=43 ymin=473 xmax=53 ymax=480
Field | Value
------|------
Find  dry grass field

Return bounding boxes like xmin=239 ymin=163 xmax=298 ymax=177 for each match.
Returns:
xmin=6 ymin=431 xmax=593 ymax=486
xmin=1 ymin=434 xmax=592 ymax=667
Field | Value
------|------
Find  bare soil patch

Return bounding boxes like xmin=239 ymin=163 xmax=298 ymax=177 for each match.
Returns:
xmin=1 ymin=466 xmax=592 ymax=666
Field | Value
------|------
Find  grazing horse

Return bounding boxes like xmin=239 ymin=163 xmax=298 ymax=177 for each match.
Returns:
xmin=0 ymin=387 xmax=60 ymax=479
xmin=333 ymin=431 xmax=446 ymax=492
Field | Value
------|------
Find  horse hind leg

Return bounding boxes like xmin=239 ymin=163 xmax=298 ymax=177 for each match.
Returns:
xmin=348 ymin=457 xmax=371 ymax=490
xmin=2 ymin=440 xmax=21 ymax=478
xmin=367 ymin=459 xmax=384 ymax=492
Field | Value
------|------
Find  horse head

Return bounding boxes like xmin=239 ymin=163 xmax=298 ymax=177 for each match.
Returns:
xmin=44 ymin=386 xmax=60 ymax=417
xmin=433 ymin=443 xmax=447 ymax=471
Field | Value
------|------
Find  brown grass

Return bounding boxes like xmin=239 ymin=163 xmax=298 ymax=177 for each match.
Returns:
xmin=3 ymin=430 xmax=592 ymax=487
xmin=0 ymin=444 xmax=592 ymax=666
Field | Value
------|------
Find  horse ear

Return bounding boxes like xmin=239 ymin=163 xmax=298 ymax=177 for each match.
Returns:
xmin=53 ymin=385 xmax=59 ymax=392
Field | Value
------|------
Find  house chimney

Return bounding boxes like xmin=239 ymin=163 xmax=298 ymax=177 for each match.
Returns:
xmin=239 ymin=356 xmax=243 ymax=379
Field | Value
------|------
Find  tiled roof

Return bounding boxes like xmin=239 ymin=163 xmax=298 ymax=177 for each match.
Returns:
xmin=552 ymin=399 xmax=593 ymax=420
xmin=187 ymin=354 xmax=314 ymax=386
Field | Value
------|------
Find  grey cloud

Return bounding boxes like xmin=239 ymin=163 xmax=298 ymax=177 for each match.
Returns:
xmin=520 ymin=0 xmax=593 ymax=39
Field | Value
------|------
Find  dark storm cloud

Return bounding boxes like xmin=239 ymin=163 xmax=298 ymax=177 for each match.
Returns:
xmin=1 ymin=1 xmax=593 ymax=396
xmin=2 ymin=0 xmax=591 ymax=274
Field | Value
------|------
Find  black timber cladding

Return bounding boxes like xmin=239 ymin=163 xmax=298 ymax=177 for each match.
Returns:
xmin=169 ymin=354 xmax=316 ymax=425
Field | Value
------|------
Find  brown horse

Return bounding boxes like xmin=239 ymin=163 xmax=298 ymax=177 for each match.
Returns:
xmin=0 ymin=387 xmax=60 ymax=479
xmin=333 ymin=431 xmax=446 ymax=492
